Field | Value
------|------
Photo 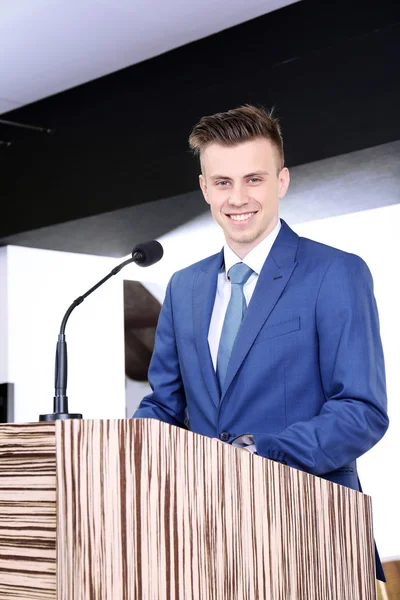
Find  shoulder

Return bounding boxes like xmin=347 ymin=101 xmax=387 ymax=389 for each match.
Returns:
xmin=173 ymin=252 xmax=222 ymax=278
xmin=169 ymin=251 xmax=222 ymax=288
xmin=280 ymin=220 xmax=369 ymax=277
xmin=297 ymin=235 xmax=370 ymax=276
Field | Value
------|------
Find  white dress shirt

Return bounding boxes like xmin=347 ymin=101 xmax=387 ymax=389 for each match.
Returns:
xmin=208 ymin=219 xmax=281 ymax=368
xmin=207 ymin=219 xmax=281 ymax=453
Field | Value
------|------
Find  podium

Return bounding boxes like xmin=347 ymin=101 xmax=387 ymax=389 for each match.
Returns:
xmin=0 ymin=419 xmax=376 ymax=599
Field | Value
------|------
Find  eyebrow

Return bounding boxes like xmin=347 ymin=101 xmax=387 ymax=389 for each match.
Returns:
xmin=209 ymin=170 xmax=269 ymax=181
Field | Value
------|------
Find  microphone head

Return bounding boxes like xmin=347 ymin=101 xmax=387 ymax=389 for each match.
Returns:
xmin=131 ymin=240 xmax=164 ymax=267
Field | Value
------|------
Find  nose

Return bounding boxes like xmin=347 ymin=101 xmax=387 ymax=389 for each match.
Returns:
xmin=227 ymin=184 xmax=248 ymax=207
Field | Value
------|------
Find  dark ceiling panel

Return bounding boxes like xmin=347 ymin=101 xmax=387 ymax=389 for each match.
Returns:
xmin=0 ymin=0 xmax=399 ymax=244
xmin=0 ymin=190 xmax=207 ymax=257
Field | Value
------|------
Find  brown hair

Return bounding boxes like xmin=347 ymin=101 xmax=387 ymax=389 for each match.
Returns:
xmin=188 ymin=105 xmax=284 ymax=172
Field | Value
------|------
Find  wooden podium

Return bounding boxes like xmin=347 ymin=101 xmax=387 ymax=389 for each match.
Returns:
xmin=0 ymin=419 xmax=376 ymax=599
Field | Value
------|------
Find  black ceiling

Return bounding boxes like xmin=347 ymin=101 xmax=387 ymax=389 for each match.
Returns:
xmin=1 ymin=0 xmax=399 ymax=255
xmin=0 ymin=190 xmax=207 ymax=257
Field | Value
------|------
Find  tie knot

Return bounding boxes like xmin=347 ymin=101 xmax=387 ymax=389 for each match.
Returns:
xmin=228 ymin=262 xmax=253 ymax=286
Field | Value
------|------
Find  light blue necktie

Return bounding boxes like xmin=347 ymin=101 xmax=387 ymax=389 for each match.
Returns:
xmin=216 ymin=262 xmax=254 ymax=389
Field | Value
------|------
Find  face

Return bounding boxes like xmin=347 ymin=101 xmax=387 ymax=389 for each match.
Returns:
xmin=199 ymin=138 xmax=290 ymax=258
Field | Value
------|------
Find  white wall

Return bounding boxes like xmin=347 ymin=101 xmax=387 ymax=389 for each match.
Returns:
xmin=4 ymin=246 xmax=126 ymax=423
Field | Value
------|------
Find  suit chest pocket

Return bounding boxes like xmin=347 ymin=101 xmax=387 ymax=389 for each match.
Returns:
xmin=254 ymin=316 xmax=300 ymax=345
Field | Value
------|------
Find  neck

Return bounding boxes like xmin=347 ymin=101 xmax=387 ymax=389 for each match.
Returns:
xmin=226 ymin=217 xmax=279 ymax=259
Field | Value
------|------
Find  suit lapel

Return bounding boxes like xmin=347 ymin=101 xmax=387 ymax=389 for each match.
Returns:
xmin=193 ymin=250 xmax=223 ymax=407
xmin=221 ymin=220 xmax=299 ymax=399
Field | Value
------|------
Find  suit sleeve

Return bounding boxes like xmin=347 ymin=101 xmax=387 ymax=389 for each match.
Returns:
xmin=132 ymin=274 xmax=187 ymax=427
xmin=252 ymin=253 xmax=389 ymax=475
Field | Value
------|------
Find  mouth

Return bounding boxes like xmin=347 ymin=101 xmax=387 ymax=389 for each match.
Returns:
xmin=226 ymin=211 xmax=257 ymax=224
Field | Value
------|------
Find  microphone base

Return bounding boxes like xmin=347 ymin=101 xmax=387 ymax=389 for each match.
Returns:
xmin=39 ymin=412 xmax=83 ymax=421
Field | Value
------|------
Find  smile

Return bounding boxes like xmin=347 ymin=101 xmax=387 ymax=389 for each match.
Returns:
xmin=227 ymin=212 xmax=257 ymax=222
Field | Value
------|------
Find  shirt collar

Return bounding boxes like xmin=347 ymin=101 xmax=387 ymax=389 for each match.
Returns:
xmin=223 ymin=219 xmax=281 ymax=278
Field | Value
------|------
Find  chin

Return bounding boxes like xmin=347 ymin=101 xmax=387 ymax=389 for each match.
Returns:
xmin=230 ymin=231 xmax=260 ymax=245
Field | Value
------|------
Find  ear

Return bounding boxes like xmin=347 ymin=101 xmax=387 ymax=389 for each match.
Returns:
xmin=278 ymin=167 xmax=290 ymax=199
xmin=199 ymin=174 xmax=210 ymax=205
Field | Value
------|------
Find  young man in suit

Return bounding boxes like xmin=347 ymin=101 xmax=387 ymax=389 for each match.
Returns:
xmin=134 ymin=105 xmax=389 ymax=580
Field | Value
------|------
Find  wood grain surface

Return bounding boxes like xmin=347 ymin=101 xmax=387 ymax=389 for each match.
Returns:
xmin=56 ymin=418 xmax=376 ymax=600
xmin=0 ymin=422 xmax=56 ymax=599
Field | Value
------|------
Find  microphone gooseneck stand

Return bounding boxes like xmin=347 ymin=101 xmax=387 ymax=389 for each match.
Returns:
xmin=39 ymin=241 xmax=163 ymax=421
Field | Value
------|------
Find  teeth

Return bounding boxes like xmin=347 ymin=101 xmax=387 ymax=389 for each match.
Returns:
xmin=229 ymin=213 xmax=254 ymax=221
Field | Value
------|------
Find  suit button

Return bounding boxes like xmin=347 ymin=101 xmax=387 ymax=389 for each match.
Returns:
xmin=219 ymin=431 xmax=230 ymax=441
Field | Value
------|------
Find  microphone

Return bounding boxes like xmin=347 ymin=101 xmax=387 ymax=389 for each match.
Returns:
xmin=132 ymin=240 xmax=163 ymax=267
xmin=39 ymin=240 xmax=164 ymax=422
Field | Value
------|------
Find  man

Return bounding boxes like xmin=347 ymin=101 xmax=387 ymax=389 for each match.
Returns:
xmin=134 ymin=105 xmax=389 ymax=580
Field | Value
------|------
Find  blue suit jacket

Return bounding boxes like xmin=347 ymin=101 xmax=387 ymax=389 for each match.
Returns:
xmin=134 ymin=219 xmax=389 ymax=579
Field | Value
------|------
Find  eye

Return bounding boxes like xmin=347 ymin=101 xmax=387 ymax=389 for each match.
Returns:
xmin=248 ymin=177 xmax=261 ymax=184
xmin=216 ymin=180 xmax=230 ymax=186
